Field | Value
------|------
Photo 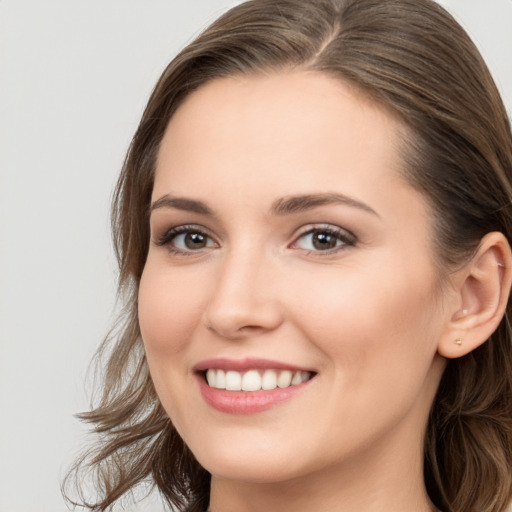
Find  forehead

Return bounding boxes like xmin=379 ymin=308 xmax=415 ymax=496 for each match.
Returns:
xmin=155 ymin=71 xmax=407 ymax=197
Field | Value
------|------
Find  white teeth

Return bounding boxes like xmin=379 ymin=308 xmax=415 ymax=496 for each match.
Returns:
xmin=207 ymin=368 xmax=227 ymax=389
xmin=277 ymin=370 xmax=292 ymax=388
xmin=205 ymin=369 xmax=312 ymax=391
xmin=261 ymin=369 xmax=277 ymax=390
xmin=291 ymin=371 xmax=303 ymax=385
xmin=206 ymin=369 xmax=215 ymax=387
xmin=241 ymin=370 xmax=261 ymax=391
xmin=214 ymin=369 xmax=225 ymax=389
xmin=225 ymin=370 xmax=242 ymax=391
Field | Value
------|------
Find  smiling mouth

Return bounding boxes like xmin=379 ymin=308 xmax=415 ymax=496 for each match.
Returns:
xmin=204 ymin=369 xmax=314 ymax=391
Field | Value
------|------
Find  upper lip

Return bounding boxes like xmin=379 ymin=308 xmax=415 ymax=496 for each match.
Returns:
xmin=193 ymin=357 xmax=315 ymax=373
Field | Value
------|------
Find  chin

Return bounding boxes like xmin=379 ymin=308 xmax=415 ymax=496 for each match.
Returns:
xmin=188 ymin=435 xmax=310 ymax=484
xmin=203 ymin=457 xmax=301 ymax=484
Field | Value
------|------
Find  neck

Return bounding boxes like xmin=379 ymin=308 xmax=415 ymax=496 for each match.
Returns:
xmin=209 ymin=470 xmax=434 ymax=512
xmin=208 ymin=422 xmax=436 ymax=512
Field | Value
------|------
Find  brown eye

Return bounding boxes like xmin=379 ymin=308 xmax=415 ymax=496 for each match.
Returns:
xmin=184 ymin=232 xmax=208 ymax=249
xmin=292 ymin=226 xmax=356 ymax=253
xmin=156 ymin=226 xmax=217 ymax=253
xmin=311 ymin=231 xmax=338 ymax=250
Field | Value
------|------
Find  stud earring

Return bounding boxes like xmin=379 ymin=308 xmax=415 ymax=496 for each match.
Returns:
xmin=455 ymin=339 xmax=463 ymax=346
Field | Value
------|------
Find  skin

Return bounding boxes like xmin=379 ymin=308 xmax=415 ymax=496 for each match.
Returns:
xmin=139 ymin=71 xmax=467 ymax=512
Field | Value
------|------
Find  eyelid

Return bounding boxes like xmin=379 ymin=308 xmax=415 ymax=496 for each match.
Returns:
xmin=154 ymin=224 xmax=218 ymax=252
xmin=290 ymin=224 xmax=357 ymax=253
xmin=152 ymin=222 xmax=355 ymax=256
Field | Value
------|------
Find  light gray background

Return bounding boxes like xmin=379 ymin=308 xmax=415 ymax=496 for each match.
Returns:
xmin=1 ymin=1 xmax=511 ymax=511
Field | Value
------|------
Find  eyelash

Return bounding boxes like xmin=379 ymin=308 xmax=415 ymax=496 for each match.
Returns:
xmin=291 ymin=224 xmax=356 ymax=255
xmin=154 ymin=224 xmax=356 ymax=256
xmin=155 ymin=224 xmax=217 ymax=255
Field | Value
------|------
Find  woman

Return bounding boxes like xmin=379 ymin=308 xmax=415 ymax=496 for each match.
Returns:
xmin=65 ymin=0 xmax=512 ymax=511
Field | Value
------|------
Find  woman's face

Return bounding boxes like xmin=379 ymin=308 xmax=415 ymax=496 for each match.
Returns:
xmin=139 ymin=71 xmax=449 ymax=484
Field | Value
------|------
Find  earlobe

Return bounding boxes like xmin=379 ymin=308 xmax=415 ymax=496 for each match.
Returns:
xmin=438 ymin=232 xmax=512 ymax=359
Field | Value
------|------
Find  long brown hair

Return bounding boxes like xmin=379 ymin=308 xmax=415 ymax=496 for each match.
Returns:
xmin=64 ymin=1 xmax=512 ymax=511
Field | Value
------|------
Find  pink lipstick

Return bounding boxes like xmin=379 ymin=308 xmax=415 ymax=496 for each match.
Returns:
xmin=194 ymin=358 xmax=315 ymax=414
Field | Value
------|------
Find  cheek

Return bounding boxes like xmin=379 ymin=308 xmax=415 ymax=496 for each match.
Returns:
xmin=138 ymin=263 xmax=212 ymax=428
xmin=139 ymin=264 xmax=203 ymax=352
xmin=292 ymin=258 xmax=442 ymax=380
xmin=288 ymin=261 xmax=444 ymax=452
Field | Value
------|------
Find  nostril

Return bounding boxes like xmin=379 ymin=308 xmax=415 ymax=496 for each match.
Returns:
xmin=239 ymin=325 xmax=262 ymax=332
xmin=202 ymin=284 xmax=284 ymax=339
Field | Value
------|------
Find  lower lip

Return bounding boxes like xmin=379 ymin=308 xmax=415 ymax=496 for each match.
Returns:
xmin=196 ymin=374 xmax=312 ymax=415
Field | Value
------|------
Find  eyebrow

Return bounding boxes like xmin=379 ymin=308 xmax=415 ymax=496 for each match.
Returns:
xmin=150 ymin=195 xmax=214 ymax=215
xmin=149 ymin=192 xmax=378 ymax=217
xmin=270 ymin=193 xmax=379 ymax=217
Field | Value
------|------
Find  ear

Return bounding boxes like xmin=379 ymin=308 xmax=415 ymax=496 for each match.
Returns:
xmin=438 ymin=232 xmax=512 ymax=359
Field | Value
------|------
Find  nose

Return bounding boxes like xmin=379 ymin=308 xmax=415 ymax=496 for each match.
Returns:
xmin=202 ymin=249 xmax=284 ymax=340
